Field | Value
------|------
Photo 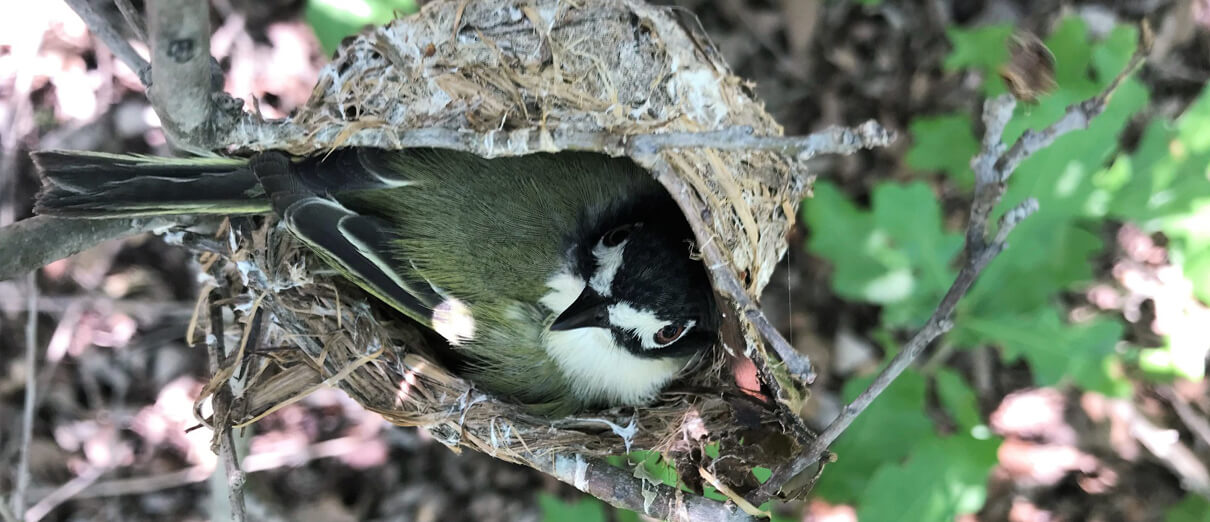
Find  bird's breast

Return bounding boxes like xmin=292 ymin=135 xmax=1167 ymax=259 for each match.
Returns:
xmin=542 ymin=327 xmax=686 ymax=405
xmin=537 ymin=268 xmax=686 ymax=405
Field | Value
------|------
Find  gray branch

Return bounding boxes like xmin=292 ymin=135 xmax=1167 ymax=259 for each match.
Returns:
xmin=627 ymin=121 xmax=895 ymax=161
xmin=748 ymin=43 xmax=1149 ymax=503
xmin=11 ymin=274 xmax=37 ymax=519
xmin=535 ymin=454 xmax=751 ymax=522
xmin=205 ymin=290 xmax=248 ymax=522
xmin=0 ymin=121 xmax=889 ymax=282
xmin=145 ymin=0 xmax=243 ymax=151
xmin=113 ymin=0 xmax=147 ymax=44
xmin=0 ymin=215 xmax=176 ymax=282
xmin=63 ymin=0 xmax=151 ymax=85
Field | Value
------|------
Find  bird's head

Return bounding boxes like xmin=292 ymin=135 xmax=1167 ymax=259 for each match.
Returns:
xmin=551 ymin=218 xmax=717 ymax=358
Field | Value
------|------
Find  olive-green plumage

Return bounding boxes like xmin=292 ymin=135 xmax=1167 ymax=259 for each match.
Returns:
xmin=33 ymin=148 xmax=702 ymax=415
xmin=331 ymin=150 xmax=667 ymax=413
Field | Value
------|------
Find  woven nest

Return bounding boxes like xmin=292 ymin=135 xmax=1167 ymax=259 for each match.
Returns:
xmin=197 ymin=0 xmax=813 ymax=495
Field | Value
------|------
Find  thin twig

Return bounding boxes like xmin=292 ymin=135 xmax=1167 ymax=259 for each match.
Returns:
xmin=1156 ymin=387 xmax=1210 ymax=451
xmin=62 ymin=0 xmax=150 ymax=85
xmin=0 ymin=121 xmax=888 ymax=281
xmin=534 ymin=454 xmax=751 ymax=522
xmin=112 ymin=0 xmax=148 ymax=44
xmin=637 ymin=155 xmax=816 ymax=383
xmin=621 ymin=121 xmax=894 ymax=386
xmin=205 ymin=289 xmax=248 ymax=522
xmin=11 ymin=273 xmax=38 ymax=520
xmin=748 ymin=41 xmax=1148 ymax=503
xmin=28 ymin=434 xmax=401 ymax=502
xmin=146 ymin=0 xmax=213 ymax=133
xmin=995 ymin=50 xmax=1146 ymax=177
xmin=627 ymin=121 xmax=895 ymax=161
xmin=0 ymin=292 xmax=196 ymax=320
xmin=0 ymin=500 xmax=15 ymax=522
xmin=1113 ymin=399 xmax=1210 ymax=498
xmin=23 ymin=466 xmax=104 ymax=522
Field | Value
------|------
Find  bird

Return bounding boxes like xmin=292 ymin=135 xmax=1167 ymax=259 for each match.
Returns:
xmin=32 ymin=147 xmax=719 ymax=416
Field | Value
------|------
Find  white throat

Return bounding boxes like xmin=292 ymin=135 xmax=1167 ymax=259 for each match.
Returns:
xmin=539 ymin=271 xmax=686 ymax=405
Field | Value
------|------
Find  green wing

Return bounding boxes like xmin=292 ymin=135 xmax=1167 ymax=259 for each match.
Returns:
xmin=250 ymin=151 xmax=444 ymax=328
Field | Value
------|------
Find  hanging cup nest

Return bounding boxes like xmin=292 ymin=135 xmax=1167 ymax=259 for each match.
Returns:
xmin=197 ymin=0 xmax=831 ymax=500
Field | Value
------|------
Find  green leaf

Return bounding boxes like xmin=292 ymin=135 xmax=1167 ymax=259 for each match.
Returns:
xmin=538 ymin=493 xmax=607 ymax=522
xmin=872 ymin=183 xmax=964 ymax=326
xmin=944 ymin=24 xmax=1013 ymax=95
xmin=752 ymin=466 xmax=772 ymax=483
xmin=962 ymin=308 xmax=1131 ymax=396
xmin=1045 ymin=17 xmax=1098 ymax=94
xmin=305 ymin=0 xmax=418 ymax=55
xmin=813 ymin=371 xmax=938 ymax=502
xmin=615 ymin=508 xmax=642 ymax=522
xmin=627 ymin=450 xmax=680 ymax=488
xmin=906 ymin=114 xmax=980 ymax=187
xmin=1166 ymin=494 xmax=1210 ymax=522
xmin=963 ymin=215 xmax=1103 ymax=317
xmin=935 ymin=369 xmax=982 ymax=431
xmin=857 ymin=435 xmax=1000 ymax=522
xmin=804 ymin=181 xmax=962 ymax=328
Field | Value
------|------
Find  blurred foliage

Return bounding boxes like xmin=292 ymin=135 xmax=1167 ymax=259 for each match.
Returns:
xmin=943 ymin=23 xmax=1013 ymax=96
xmin=807 ymin=14 xmax=1209 ymax=518
xmin=805 ymin=182 xmax=964 ymax=328
xmin=537 ymin=493 xmax=609 ymax=522
xmin=305 ymin=0 xmax=418 ymax=54
xmin=1166 ymin=494 xmax=1210 ymax=522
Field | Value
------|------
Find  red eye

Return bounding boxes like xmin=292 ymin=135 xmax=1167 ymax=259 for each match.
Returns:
xmin=653 ymin=324 xmax=686 ymax=345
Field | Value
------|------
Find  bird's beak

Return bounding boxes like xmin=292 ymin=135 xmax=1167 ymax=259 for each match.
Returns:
xmin=550 ymin=287 xmax=610 ymax=331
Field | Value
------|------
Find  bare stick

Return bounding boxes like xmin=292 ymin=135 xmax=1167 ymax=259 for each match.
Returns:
xmin=635 ymin=153 xmax=816 ymax=384
xmin=0 ymin=215 xmax=176 ymax=282
xmin=23 ymin=466 xmax=104 ymax=522
xmin=247 ymin=123 xmax=894 ymax=169
xmin=1114 ymin=399 xmax=1210 ymax=498
xmin=996 ymin=49 xmax=1146 ymax=177
xmin=623 ymin=122 xmax=894 ymax=385
xmin=627 ymin=121 xmax=895 ymax=161
xmin=11 ymin=274 xmax=38 ymax=519
xmin=27 ymin=434 xmax=736 ymax=522
xmin=749 ymin=42 xmax=1147 ymax=503
xmin=205 ymin=289 xmax=247 ymax=522
xmin=534 ymin=454 xmax=751 ymax=522
xmin=0 ymin=120 xmax=889 ymax=282
xmin=1156 ymin=387 xmax=1210 ymax=451
xmin=146 ymin=0 xmax=213 ymax=141
xmin=144 ymin=0 xmax=244 ymax=151
xmin=62 ymin=0 xmax=150 ymax=85
xmin=113 ymin=0 xmax=148 ymax=44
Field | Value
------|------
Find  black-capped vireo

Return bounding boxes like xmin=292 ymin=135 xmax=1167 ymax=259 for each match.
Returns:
xmin=33 ymin=148 xmax=718 ymax=415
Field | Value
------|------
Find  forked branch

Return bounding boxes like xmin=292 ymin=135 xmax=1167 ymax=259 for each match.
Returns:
xmin=748 ymin=34 xmax=1149 ymax=504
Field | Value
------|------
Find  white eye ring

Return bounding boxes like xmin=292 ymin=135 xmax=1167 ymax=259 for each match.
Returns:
xmin=601 ymin=223 xmax=642 ymax=247
xmin=653 ymin=324 xmax=688 ymax=346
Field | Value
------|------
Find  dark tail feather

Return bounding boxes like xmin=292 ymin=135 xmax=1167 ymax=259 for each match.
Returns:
xmin=33 ymin=150 xmax=270 ymax=217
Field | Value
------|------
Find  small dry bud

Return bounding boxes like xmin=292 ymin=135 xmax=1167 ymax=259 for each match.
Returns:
xmin=1000 ymin=30 xmax=1057 ymax=104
